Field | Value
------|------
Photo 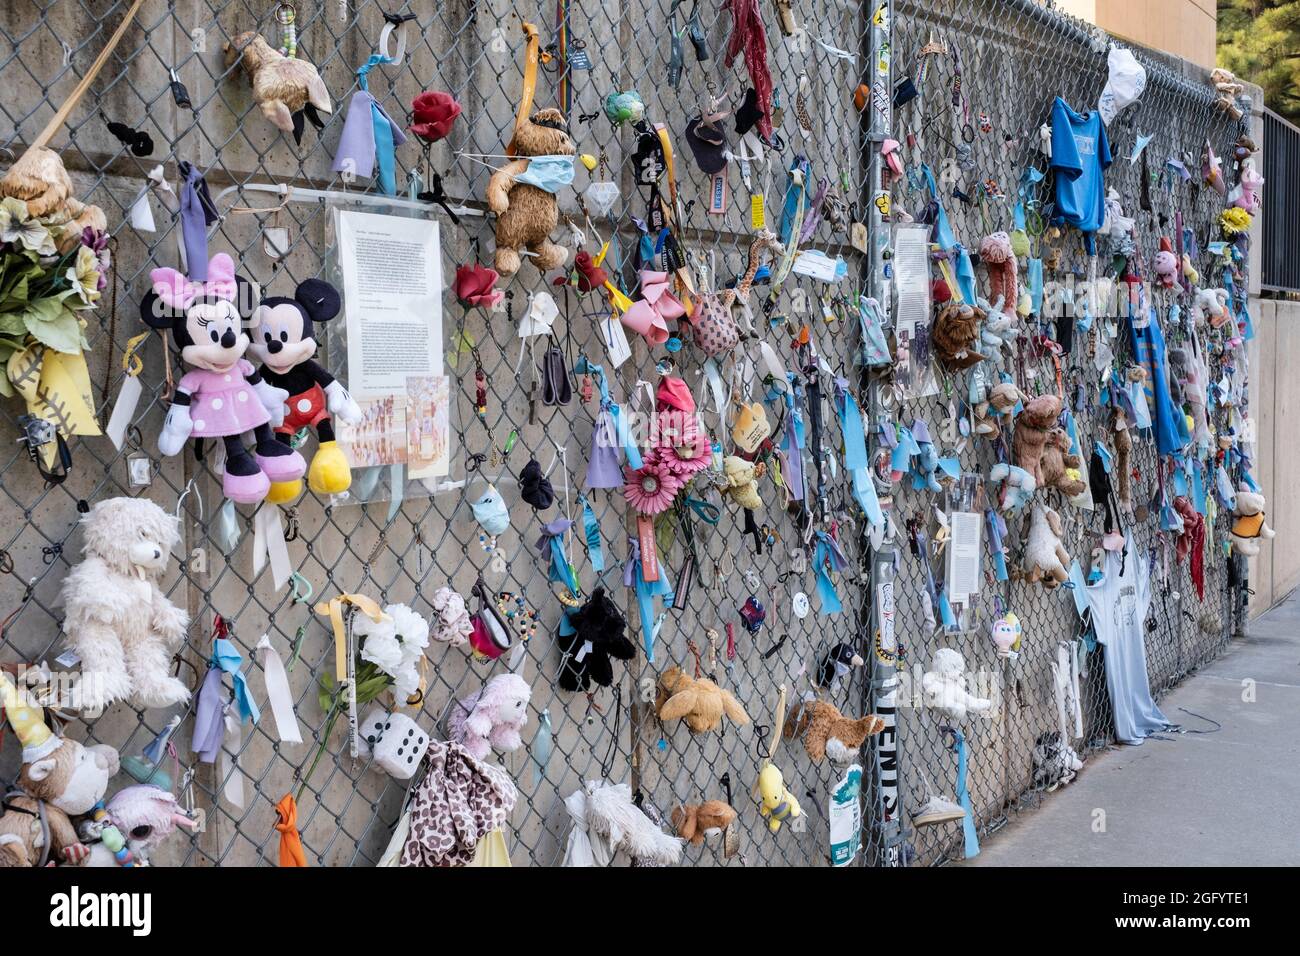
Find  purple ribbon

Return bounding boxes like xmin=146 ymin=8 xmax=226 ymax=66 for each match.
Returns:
xmin=191 ymin=666 xmax=225 ymax=764
xmin=178 ymin=162 xmax=217 ymax=281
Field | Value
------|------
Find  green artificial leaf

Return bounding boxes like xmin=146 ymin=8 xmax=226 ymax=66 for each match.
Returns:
xmin=0 ymin=311 xmax=27 ymax=337
xmin=23 ymin=299 xmax=83 ymax=354
xmin=317 ymin=671 xmax=337 ymax=713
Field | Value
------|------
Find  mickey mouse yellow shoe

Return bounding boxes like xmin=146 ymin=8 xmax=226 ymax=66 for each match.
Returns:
xmin=265 ymin=478 xmax=303 ymax=504
xmin=308 ymin=440 xmax=353 ymax=495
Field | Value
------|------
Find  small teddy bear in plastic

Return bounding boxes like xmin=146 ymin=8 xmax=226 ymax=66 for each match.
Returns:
xmin=989 ymin=461 xmax=1037 ymax=513
xmin=921 ymin=647 xmax=993 ymax=721
xmin=447 ymin=673 xmax=532 ymax=761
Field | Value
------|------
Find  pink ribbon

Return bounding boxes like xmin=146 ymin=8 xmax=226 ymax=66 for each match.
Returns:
xmin=621 ymin=271 xmax=685 ymax=345
xmin=150 ymin=252 xmax=238 ymax=310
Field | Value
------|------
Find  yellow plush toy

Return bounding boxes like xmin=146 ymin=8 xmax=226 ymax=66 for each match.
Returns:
xmin=755 ymin=764 xmax=802 ymax=833
xmin=752 ymin=683 xmax=803 ymax=833
xmin=722 ymin=456 xmax=764 ymax=510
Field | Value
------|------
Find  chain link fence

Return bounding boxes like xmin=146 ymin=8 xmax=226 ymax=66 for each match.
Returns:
xmin=0 ymin=0 xmax=1247 ymax=867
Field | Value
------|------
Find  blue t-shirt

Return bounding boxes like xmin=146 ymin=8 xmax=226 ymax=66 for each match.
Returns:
xmin=1050 ymin=97 xmax=1112 ymax=234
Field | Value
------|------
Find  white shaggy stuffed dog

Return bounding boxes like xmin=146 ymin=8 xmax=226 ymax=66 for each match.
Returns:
xmin=60 ymin=497 xmax=191 ymax=712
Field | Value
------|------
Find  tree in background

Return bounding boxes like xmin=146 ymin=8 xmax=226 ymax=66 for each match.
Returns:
xmin=1218 ymin=0 xmax=1300 ymax=122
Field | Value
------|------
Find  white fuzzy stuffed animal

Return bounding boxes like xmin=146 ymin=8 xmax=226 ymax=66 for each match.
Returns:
xmin=60 ymin=497 xmax=191 ymax=712
xmin=1024 ymin=502 xmax=1071 ymax=588
xmin=447 ymin=673 xmax=531 ymax=761
xmin=1191 ymin=287 xmax=1230 ymax=329
xmin=1231 ymin=488 xmax=1276 ymax=557
xmin=921 ymin=648 xmax=992 ymax=721
xmin=563 ymin=781 xmax=682 ymax=866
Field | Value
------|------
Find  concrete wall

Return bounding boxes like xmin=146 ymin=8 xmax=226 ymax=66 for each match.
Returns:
xmin=1057 ymin=0 xmax=1217 ymax=70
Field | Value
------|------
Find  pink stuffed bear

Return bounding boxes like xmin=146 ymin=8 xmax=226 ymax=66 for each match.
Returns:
xmin=447 ymin=673 xmax=531 ymax=761
xmin=1153 ymin=237 xmax=1178 ymax=290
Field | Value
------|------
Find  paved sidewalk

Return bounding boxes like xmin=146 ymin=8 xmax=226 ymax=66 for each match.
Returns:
xmin=963 ymin=590 xmax=1300 ymax=866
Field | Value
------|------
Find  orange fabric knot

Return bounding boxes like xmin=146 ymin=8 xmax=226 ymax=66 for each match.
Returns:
xmin=275 ymin=793 xmax=308 ymax=867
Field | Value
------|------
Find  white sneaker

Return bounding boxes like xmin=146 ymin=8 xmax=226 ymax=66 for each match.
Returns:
xmin=912 ymin=795 xmax=966 ymax=826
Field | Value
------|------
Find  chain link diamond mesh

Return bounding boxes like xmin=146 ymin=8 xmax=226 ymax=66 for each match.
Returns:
xmin=0 ymin=0 xmax=1248 ymax=868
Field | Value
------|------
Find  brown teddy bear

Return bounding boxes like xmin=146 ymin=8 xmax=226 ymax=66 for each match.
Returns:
xmin=656 ymin=666 xmax=751 ymax=733
xmin=783 ymin=699 xmax=885 ymax=763
xmin=0 ymin=671 xmax=120 ymax=866
xmin=974 ymin=381 xmax=1026 ymax=438
xmin=1039 ymin=427 xmax=1086 ymax=497
xmin=486 ymin=108 xmax=575 ymax=276
xmin=671 ymin=800 xmax=739 ymax=845
xmin=931 ymin=301 xmax=986 ymax=371
xmin=1013 ymin=394 xmax=1062 ymax=485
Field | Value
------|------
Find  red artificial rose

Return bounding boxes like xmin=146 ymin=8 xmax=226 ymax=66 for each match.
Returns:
xmin=409 ymin=91 xmax=462 ymax=143
xmin=573 ymin=251 xmax=609 ymax=293
xmin=454 ymin=263 xmax=503 ymax=309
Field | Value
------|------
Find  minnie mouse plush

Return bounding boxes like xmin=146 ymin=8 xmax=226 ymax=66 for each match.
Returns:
xmin=140 ymin=253 xmax=305 ymax=504
xmin=248 ymin=278 xmax=361 ymax=497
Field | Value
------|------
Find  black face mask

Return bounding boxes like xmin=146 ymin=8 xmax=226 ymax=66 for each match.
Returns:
xmin=735 ymin=87 xmax=765 ymax=136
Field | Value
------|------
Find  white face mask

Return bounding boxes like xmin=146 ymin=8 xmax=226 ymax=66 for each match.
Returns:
xmin=1098 ymin=46 xmax=1146 ymax=125
xmin=584 ymin=181 xmax=620 ymax=217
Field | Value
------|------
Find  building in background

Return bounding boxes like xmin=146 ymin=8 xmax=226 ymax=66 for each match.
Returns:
xmin=1057 ymin=0 xmax=1217 ymax=69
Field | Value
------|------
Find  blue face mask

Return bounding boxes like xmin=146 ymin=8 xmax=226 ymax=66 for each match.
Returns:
xmin=514 ymin=155 xmax=576 ymax=194
xmin=471 ymin=485 xmax=511 ymax=536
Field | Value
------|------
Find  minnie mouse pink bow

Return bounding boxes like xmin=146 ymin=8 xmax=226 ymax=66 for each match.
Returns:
xmin=150 ymin=253 xmax=238 ymax=310
xmin=621 ymin=270 xmax=685 ymax=345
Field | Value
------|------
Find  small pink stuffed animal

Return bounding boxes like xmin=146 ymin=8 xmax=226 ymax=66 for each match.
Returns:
xmin=1231 ymin=158 xmax=1263 ymax=213
xmin=448 ymin=673 xmax=531 ymax=761
xmin=1153 ymin=237 xmax=1178 ymax=290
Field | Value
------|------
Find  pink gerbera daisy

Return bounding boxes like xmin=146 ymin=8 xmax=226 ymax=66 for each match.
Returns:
xmin=655 ymin=410 xmax=712 ymax=479
xmin=624 ymin=452 xmax=683 ymax=515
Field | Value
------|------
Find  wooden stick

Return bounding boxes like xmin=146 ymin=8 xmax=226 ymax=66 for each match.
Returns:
xmin=23 ymin=0 xmax=148 ymax=159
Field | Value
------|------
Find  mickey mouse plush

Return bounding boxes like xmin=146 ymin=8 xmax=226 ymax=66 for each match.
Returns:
xmin=140 ymin=253 xmax=305 ymax=504
xmin=248 ymin=278 xmax=361 ymax=497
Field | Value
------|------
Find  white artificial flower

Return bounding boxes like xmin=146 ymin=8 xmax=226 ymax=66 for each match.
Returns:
xmin=387 ymin=603 xmax=430 ymax=654
xmin=354 ymin=613 xmax=403 ymax=677
xmin=385 ymin=603 xmax=430 ymax=698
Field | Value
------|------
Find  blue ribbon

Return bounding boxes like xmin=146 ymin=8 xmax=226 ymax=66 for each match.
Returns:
xmin=779 ymin=155 xmax=810 ymax=246
xmin=358 ymin=56 xmax=403 ymax=195
xmin=1028 ymin=258 xmax=1044 ymax=315
xmin=536 ymin=518 xmax=579 ymax=595
xmin=579 ymin=495 xmax=604 ymax=573
xmin=834 ymin=379 xmax=883 ymax=527
xmin=952 ymin=729 xmax=980 ymax=858
xmin=890 ymin=424 xmax=918 ymax=476
xmin=985 ymin=509 xmax=1008 ymax=582
xmin=386 ymin=463 xmax=405 ymax=523
xmin=1191 ymin=458 xmax=1207 ymax=514
xmin=919 ymin=164 xmax=957 ymax=251
xmin=209 ymin=637 xmax=259 ymax=727
xmin=781 ymin=374 xmax=805 ymax=501
xmin=955 ymin=245 xmax=978 ymax=304
xmin=812 ymin=530 xmax=848 ymax=615
xmin=624 ymin=536 xmax=673 ymax=662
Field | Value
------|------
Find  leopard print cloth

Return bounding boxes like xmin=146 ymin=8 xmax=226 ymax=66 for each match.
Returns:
xmin=399 ymin=739 xmax=518 ymax=867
